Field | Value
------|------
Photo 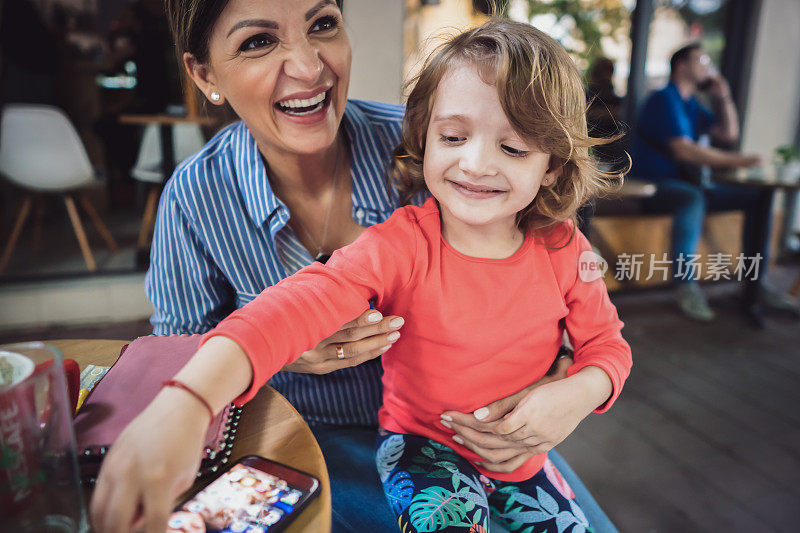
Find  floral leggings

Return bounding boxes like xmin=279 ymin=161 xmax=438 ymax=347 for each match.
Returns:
xmin=376 ymin=432 xmax=592 ymax=533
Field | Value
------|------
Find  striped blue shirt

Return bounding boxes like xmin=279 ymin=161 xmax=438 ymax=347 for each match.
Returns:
xmin=145 ymin=99 xmax=416 ymax=427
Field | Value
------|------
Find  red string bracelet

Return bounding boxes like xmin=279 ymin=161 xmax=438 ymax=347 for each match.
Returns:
xmin=162 ymin=379 xmax=214 ymax=422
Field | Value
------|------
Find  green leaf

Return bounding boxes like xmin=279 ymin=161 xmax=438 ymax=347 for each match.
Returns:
xmin=459 ymin=488 xmax=488 ymax=508
xmin=408 ymin=486 xmax=470 ymax=532
xmin=428 ymin=469 xmax=452 ymax=478
xmin=455 ymin=472 xmax=482 ymax=494
xmin=504 ymin=490 xmax=542 ymax=510
xmin=434 ymin=460 xmax=458 ymax=472
xmin=420 ymin=446 xmax=436 ymax=459
xmin=428 ymin=440 xmax=451 ymax=451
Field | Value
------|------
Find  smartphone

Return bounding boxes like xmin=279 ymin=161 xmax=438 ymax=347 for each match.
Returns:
xmin=697 ymin=77 xmax=715 ymax=91
xmin=166 ymin=455 xmax=320 ymax=533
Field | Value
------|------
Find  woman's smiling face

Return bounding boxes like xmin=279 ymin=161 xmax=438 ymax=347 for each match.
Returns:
xmin=201 ymin=0 xmax=351 ymax=156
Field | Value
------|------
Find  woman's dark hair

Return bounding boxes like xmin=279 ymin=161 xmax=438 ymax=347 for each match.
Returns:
xmin=164 ymin=0 xmax=344 ymax=63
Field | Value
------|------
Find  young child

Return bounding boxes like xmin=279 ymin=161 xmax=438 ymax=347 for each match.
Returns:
xmin=203 ymin=19 xmax=631 ymax=533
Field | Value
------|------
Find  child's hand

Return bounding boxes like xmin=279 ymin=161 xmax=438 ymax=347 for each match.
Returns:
xmin=282 ymin=309 xmax=404 ymax=374
xmin=491 ymin=366 xmax=611 ymax=450
xmin=440 ymin=355 xmax=571 ymax=472
xmin=90 ymin=388 xmax=209 ymax=532
xmin=442 ymin=366 xmax=611 ymax=474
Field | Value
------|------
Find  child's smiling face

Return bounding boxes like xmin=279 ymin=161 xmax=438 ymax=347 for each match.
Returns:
xmin=423 ymin=63 xmax=558 ymax=235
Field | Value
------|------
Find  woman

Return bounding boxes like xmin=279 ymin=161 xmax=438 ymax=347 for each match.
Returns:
xmin=91 ymin=1 xmax=614 ymax=531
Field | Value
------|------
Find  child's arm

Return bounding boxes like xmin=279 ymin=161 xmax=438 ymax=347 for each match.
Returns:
xmin=204 ymin=208 xmax=421 ymax=405
xmin=440 ymin=355 xmax=573 ymax=472
xmin=90 ymin=209 xmax=421 ymax=532
xmin=91 ymin=336 xmax=254 ymax=532
xmin=559 ymin=229 xmax=632 ymax=412
xmin=450 ymin=227 xmax=631 ymax=473
xmin=458 ymin=365 xmax=612 ymax=474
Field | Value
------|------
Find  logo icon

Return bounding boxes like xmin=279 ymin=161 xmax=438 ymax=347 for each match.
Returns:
xmin=578 ymin=250 xmax=608 ymax=282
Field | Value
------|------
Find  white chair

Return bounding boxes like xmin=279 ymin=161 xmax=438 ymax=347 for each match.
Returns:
xmin=131 ymin=122 xmax=205 ymax=248
xmin=0 ymin=104 xmax=118 ymax=273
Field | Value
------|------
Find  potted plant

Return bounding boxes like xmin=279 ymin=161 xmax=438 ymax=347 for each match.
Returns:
xmin=774 ymin=145 xmax=800 ymax=183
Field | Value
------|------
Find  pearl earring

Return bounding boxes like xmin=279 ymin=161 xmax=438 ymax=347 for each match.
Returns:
xmin=210 ymin=92 xmax=221 ymax=102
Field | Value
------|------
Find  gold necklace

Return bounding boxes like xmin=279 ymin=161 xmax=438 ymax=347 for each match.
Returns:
xmin=293 ymin=141 xmax=343 ymax=263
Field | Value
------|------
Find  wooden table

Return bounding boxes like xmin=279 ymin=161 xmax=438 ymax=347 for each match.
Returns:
xmin=52 ymin=339 xmax=331 ymax=533
xmin=711 ymin=170 xmax=800 ymax=316
xmin=612 ymin=178 xmax=658 ymax=199
xmin=713 ymin=168 xmax=800 ymax=190
xmin=118 ymin=114 xmax=217 ymax=127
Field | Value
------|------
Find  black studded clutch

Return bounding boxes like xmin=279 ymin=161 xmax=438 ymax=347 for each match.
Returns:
xmin=73 ymin=334 xmax=242 ymax=487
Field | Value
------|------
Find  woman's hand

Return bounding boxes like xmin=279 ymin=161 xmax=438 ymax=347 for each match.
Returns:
xmin=441 ymin=356 xmax=579 ymax=474
xmin=283 ymin=309 xmax=404 ymax=374
xmin=89 ymin=389 xmax=210 ymax=533
xmin=442 ymin=364 xmax=612 ymax=474
xmin=475 ymin=367 xmax=611 ymax=473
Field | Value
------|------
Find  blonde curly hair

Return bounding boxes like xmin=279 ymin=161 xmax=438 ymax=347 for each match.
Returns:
xmin=393 ymin=19 xmax=624 ymax=236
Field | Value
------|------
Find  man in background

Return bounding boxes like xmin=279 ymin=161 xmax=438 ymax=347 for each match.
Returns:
xmin=631 ymin=43 xmax=796 ymax=326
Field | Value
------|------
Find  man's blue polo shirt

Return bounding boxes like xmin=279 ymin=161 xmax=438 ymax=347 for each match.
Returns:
xmin=631 ymin=82 xmax=715 ymax=181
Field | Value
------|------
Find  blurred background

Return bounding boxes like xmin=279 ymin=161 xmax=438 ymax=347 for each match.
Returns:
xmin=1 ymin=1 xmax=799 ymax=530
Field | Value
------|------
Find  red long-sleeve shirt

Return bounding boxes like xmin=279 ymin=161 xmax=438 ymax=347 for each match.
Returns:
xmin=203 ymin=198 xmax=632 ymax=481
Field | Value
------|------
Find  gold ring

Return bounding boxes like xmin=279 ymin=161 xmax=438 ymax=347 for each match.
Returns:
xmin=336 ymin=344 xmax=345 ymax=359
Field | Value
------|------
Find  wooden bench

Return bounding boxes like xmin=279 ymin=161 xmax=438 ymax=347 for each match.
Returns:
xmin=590 ymin=178 xmax=753 ymax=292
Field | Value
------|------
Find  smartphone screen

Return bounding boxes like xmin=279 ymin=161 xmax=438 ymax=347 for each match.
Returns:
xmin=166 ymin=455 xmax=319 ymax=533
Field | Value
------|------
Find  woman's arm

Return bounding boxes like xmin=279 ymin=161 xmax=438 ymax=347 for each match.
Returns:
xmin=441 ymin=353 xmax=572 ymax=472
xmin=149 ymin=180 xmax=406 ymax=373
xmin=464 ymin=366 xmax=612 ymax=473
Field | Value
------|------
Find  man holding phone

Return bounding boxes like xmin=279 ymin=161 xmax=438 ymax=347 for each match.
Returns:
xmin=630 ymin=43 xmax=796 ymax=326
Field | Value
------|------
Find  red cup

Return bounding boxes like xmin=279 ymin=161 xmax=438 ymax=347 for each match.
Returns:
xmin=0 ymin=346 xmax=84 ymax=529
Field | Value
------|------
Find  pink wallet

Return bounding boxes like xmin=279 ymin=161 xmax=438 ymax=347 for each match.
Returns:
xmin=73 ymin=334 xmax=241 ymax=486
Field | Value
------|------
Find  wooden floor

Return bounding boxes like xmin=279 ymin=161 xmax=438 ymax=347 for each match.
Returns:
xmin=558 ymin=271 xmax=800 ymax=532
xmin=2 ymin=264 xmax=799 ymax=532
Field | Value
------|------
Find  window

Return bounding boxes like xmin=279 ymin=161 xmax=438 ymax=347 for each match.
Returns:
xmin=644 ymin=0 xmax=729 ymax=90
xmin=511 ymin=0 xmax=636 ymax=96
